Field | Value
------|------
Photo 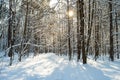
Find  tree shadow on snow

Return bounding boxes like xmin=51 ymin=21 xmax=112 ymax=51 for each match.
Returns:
xmin=39 ymin=61 xmax=111 ymax=80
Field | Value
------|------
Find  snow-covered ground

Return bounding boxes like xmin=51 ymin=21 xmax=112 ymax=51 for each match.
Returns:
xmin=0 ymin=53 xmax=120 ymax=80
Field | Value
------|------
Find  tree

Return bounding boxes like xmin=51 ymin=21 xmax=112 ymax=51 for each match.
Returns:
xmin=86 ymin=0 xmax=91 ymax=55
xmin=8 ymin=0 xmax=13 ymax=66
xmin=19 ymin=0 xmax=29 ymax=61
xmin=115 ymin=13 xmax=119 ymax=59
xmin=67 ymin=0 xmax=72 ymax=61
xmin=94 ymin=0 xmax=100 ymax=61
xmin=77 ymin=0 xmax=87 ymax=64
xmin=109 ymin=0 xmax=114 ymax=61
xmin=77 ymin=0 xmax=81 ymax=61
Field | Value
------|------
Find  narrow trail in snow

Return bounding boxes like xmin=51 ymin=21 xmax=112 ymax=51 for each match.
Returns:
xmin=0 ymin=53 xmax=120 ymax=80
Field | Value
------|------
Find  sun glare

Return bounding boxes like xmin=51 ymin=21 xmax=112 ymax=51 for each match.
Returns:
xmin=68 ymin=10 xmax=74 ymax=17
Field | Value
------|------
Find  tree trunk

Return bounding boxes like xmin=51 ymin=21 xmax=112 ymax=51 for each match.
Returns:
xmin=67 ymin=0 xmax=72 ymax=61
xmin=79 ymin=0 xmax=87 ymax=64
xmin=19 ymin=0 xmax=29 ymax=61
xmin=86 ymin=0 xmax=92 ymax=55
xmin=115 ymin=13 xmax=119 ymax=59
xmin=109 ymin=0 xmax=114 ymax=61
xmin=8 ymin=0 xmax=13 ymax=66
xmin=94 ymin=1 xmax=99 ymax=61
xmin=77 ymin=1 xmax=81 ymax=61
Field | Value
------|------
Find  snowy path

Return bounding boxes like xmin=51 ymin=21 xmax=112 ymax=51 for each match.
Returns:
xmin=0 ymin=53 xmax=120 ymax=80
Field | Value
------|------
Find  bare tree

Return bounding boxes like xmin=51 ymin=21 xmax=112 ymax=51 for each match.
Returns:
xmin=77 ymin=0 xmax=81 ymax=61
xmin=109 ymin=0 xmax=114 ymax=61
xmin=78 ymin=0 xmax=87 ymax=64
xmin=67 ymin=0 xmax=72 ymax=61
xmin=115 ymin=12 xmax=119 ymax=59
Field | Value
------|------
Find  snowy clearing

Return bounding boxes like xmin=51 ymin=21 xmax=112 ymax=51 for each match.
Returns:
xmin=0 ymin=53 xmax=120 ymax=80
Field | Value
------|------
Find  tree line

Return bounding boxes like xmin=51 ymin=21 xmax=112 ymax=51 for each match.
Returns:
xmin=0 ymin=0 xmax=120 ymax=65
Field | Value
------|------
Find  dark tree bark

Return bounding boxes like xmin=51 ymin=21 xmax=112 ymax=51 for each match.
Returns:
xmin=77 ymin=1 xmax=81 ymax=62
xmin=109 ymin=0 xmax=114 ymax=61
xmin=77 ymin=0 xmax=81 ymax=61
xmin=94 ymin=1 xmax=99 ymax=61
xmin=86 ymin=0 xmax=91 ymax=55
xmin=94 ymin=24 xmax=99 ymax=61
xmin=79 ymin=0 xmax=87 ymax=64
xmin=115 ymin=13 xmax=119 ymax=59
xmin=8 ymin=0 xmax=13 ymax=66
xmin=67 ymin=0 xmax=72 ymax=61
xmin=23 ymin=0 xmax=29 ymax=37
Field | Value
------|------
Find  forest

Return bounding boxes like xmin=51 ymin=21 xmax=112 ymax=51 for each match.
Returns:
xmin=0 ymin=0 xmax=120 ymax=80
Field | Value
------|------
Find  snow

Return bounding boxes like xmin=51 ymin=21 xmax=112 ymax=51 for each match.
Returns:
xmin=0 ymin=52 xmax=120 ymax=80
xmin=50 ymin=0 xmax=58 ymax=7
